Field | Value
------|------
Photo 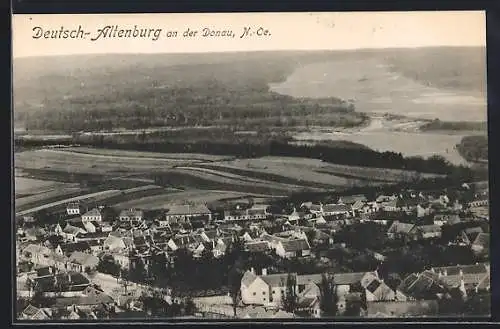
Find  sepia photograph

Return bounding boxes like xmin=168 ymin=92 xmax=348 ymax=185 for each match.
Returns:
xmin=12 ymin=11 xmax=490 ymax=321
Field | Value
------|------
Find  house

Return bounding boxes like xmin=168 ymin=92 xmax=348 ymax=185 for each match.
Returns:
xmin=387 ymin=221 xmax=415 ymax=240
xmin=275 ymin=239 xmax=311 ymax=259
xmin=113 ymin=252 xmax=132 ymax=270
xmin=55 ymin=242 xmax=92 ymax=256
xmin=433 ymin=213 xmax=460 ymax=226
xmin=81 ymin=208 xmax=102 ymax=222
xmin=166 ymin=234 xmax=199 ymax=252
xmin=414 ymin=225 xmax=442 ymax=240
xmin=322 ymin=204 xmax=352 ymax=217
xmin=103 ymin=235 xmax=131 ymax=252
xmin=74 ymin=231 xmax=109 ymax=243
xmin=471 ymin=233 xmax=489 ymax=255
xmin=376 ymin=195 xmax=397 ymax=203
xmin=22 ymin=244 xmax=53 ymax=267
xmin=431 ymin=263 xmax=490 ymax=293
xmin=31 ymin=271 xmax=91 ymax=294
xmin=397 ymin=270 xmax=445 ymax=301
xmin=364 ymin=279 xmax=396 ymax=302
xmin=223 ymin=204 xmax=269 ymax=221
xmin=397 ymin=197 xmax=427 ymax=213
xmin=66 ymin=202 xmax=82 ymax=216
xmin=338 ymin=194 xmax=367 ymax=205
xmin=164 ymin=204 xmax=212 ymax=224
xmin=296 ymin=282 xmax=321 ymax=318
xmin=119 ymin=209 xmax=144 ymax=223
xmin=62 ymin=224 xmax=86 ymax=242
xmin=245 ymin=241 xmax=271 ymax=253
xmin=240 ymin=269 xmax=276 ymax=306
xmin=457 ymin=227 xmax=484 ymax=246
xmin=20 ymin=304 xmax=51 ymax=320
xmin=381 ymin=199 xmax=398 ymax=212
xmin=468 ymin=197 xmax=489 ymax=208
xmin=67 ymin=252 xmax=99 ymax=273
xmin=366 ymin=300 xmax=439 ymax=318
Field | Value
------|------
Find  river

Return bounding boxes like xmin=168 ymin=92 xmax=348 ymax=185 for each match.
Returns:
xmin=269 ymin=59 xmax=487 ymax=165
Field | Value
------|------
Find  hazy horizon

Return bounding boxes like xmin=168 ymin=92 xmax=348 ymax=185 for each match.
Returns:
xmin=12 ymin=45 xmax=486 ymax=61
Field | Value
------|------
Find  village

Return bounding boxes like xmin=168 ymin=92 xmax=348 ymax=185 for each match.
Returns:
xmin=15 ymin=180 xmax=490 ymax=320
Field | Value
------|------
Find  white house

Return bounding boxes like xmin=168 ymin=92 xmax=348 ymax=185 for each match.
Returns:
xmin=275 ymin=239 xmax=311 ymax=259
xmin=66 ymin=202 xmax=82 ymax=216
xmin=164 ymin=204 xmax=212 ymax=224
xmin=82 ymin=208 xmax=102 ymax=222
xmin=119 ymin=209 xmax=144 ymax=223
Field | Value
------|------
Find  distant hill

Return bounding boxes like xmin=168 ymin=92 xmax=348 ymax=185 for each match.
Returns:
xmin=13 ymin=47 xmax=485 ymax=132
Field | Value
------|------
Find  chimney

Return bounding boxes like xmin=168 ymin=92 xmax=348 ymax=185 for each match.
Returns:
xmin=443 ymin=269 xmax=447 ymax=277
xmin=459 ymin=269 xmax=463 ymax=277
xmin=250 ymin=267 xmax=255 ymax=274
xmin=262 ymin=268 xmax=268 ymax=276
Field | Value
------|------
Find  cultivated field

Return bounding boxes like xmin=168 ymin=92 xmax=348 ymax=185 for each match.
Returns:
xmin=15 ymin=176 xmax=76 ymax=197
xmin=60 ymin=147 xmax=234 ymax=162
xmin=113 ymin=190 xmax=281 ymax=209
xmin=14 ymin=149 xmax=210 ymax=176
xmin=16 ymin=190 xmax=123 ymax=216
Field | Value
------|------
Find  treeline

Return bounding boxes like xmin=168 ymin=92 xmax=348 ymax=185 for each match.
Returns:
xmin=419 ymin=119 xmax=487 ymax=132
xmin=16 ymin=138 xmax=480 ymax=179
xmin=456 ymin=135 xmax=488 ymax=162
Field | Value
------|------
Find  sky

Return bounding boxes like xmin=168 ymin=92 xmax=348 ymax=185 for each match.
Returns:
xmin=12 ymin=11 xmax=486 ymax=58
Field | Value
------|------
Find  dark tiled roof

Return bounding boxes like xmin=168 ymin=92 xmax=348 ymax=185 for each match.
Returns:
xmin=280 ymin=239 xmax=310 ymax=252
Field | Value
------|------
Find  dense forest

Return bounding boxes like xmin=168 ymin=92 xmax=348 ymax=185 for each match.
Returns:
xmin=456 ymin=135 xmax=488 ymax=162
xmin=419 ymin=119 xmax=487 ymax=132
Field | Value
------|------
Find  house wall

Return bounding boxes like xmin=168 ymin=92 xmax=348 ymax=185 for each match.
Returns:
xmin=67 ymin=208 xmax=81 ymax=215
xmin=268 ymin=284 xmax=286 ymax=306
xmin=241 ymin=277 xmax=269 ymax=305
xmin=82 ymin=215 xmax=102 ymax=222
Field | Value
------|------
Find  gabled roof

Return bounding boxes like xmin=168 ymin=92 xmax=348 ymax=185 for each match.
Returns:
xmin=323 ymin=204 xmax=351 ymax=213
xmin=23 ymin=304 xmax=42 ymax=317
xmin=119 ymin=209 xmax=144 ymax=218
xmin=387 ymin=221 xmax=415 ymax=234
xmin=333 ymin=272 xmax=367 ymax=285
xmin=61 ymin=242 xmax=91 ymax=254
xmin=279 ymin=239 xmax=310 ymax=253
xmin=245 ymin=241 xmax=270 ymax=253
xmin=82 ymin=208 xmax=102 ymax=217
xmin=241 ymin=270 xmax=258 ymax=288
xmin=296 ymin=274 xmax=323 ymax=286
xmin=166 ymin=204 xmax=211 ymax=216
xmin=416 ymin=225 xmax=442 ymax=234
xmin=472 ymin=233 xmax=490 ymax=248
xmin=339 ymin=194 xmax=367 ymax=204
xmin=23 ymin=243 xmax=51 ymax=255
xmin=68 ymin=251 xmax=99 ymax=266
xmin=260 ymin=273 xmax=291 ymax=287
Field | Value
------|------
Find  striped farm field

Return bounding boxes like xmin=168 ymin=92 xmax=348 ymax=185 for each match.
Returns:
xmin=15 ymin=149 xmax=206 ymax=176
xmin=59 ymin=147 xmax=233 ymax=162
xmin=113 ymin=190 xmax=281 ymax=209
xmin=16 ymin=190 xmax=123 ymax=216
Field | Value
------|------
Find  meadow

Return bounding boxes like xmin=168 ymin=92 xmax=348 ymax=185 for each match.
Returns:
xmin=113 ymin=190 xmax=280 ymax=210
xmin=14 ymin=149 xmax=209 ymax=176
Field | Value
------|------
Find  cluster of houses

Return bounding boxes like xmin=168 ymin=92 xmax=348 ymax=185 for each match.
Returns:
xmin=239 ymin=262 xmax=490 ymax=318
xmin=16 ymin=180 xmax=490 ymax=319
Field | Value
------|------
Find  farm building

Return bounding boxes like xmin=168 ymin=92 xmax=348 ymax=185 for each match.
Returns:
xmin=164 ymin=204 xmax=212 ymax=225
xmin=119 ymin=209 xmax=144 ymax=223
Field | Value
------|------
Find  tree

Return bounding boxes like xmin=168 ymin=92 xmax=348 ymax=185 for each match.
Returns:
xmin=97 ymin=255 xmax=121 ymax=277
xmin=282 ymin=273 xmax=298 ymax=313
xmin=228 ymin=265 xmax=244 ymax=317
xmin=129 ymin=257 xmax=147 ymax=283
xmin=184 ymin=297 xmax=197 ymax=315
xmin=319 ymin=273 xmax=338 ymax=317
